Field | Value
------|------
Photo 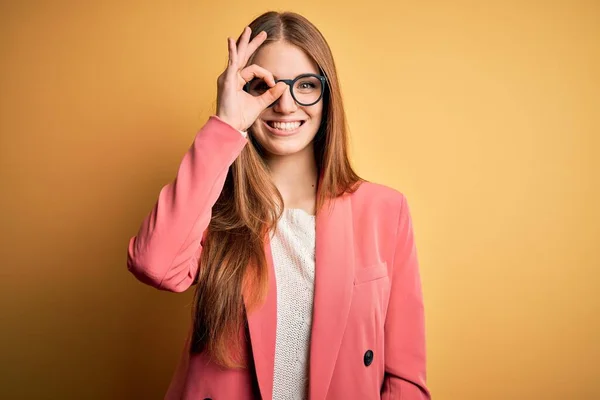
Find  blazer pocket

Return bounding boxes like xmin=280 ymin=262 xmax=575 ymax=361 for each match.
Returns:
xmin=353 ymin=262 xmax=388 ymax=285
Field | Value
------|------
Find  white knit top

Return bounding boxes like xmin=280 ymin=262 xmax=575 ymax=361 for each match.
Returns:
xmin=269 ymin=208 xmax=316 ymax=400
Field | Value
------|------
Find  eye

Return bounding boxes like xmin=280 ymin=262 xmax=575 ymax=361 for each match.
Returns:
xmin=295 ymin=78 xmax=321 ymax=95
xmin=299 ymin=82 xmax=316 ymax=89
xmin=255 ymin=81 xmax=268 ymax=90
xmin=247 ymin=79 xmax=269 ymax=94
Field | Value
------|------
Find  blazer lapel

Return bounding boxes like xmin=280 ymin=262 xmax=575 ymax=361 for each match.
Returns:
xmin=245 ymin=236 xmax=277 ymax=400
xmin=309 ymin=193 xmax=354 ymax=400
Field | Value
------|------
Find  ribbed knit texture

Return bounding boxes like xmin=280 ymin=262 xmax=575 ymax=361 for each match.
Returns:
xmin=269 ymin=208 xmax=316 ymax=400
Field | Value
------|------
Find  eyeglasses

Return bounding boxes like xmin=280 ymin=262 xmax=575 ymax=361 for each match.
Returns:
xmin=243 ymin=73 xmax=328 ymax=107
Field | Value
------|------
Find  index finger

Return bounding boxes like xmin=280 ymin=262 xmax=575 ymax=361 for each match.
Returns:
xmin=242 ymin=31 xmax=268 ymax=65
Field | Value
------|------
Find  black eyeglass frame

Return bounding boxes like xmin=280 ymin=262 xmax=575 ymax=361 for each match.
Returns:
xmin=243 ymin=73 xmax=328 ymax=107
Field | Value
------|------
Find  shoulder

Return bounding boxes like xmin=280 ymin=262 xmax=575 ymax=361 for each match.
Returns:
xmin=344 ymin=180 xmax=415 ymax=259
xmin=349 ymin=180 xmax=407 ymax=214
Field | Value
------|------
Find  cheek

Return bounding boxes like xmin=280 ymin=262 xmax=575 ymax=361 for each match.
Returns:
xmin=310 ymin=103 xmax=323 ymax=118
xmin=305 ymin=107 xmax=323 ymax=128
xmin=315 ymin=101 xmax=323 ymax=122
xmin=310 ymin=110 xmax=323 ymax=132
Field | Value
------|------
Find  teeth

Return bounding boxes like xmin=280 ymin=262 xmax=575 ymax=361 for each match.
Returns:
xmin=269 ymin=121 xmax=302 ymax=131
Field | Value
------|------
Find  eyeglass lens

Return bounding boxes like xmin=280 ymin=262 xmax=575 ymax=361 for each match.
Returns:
xmin=246 ymin=75 xmax=323 ymax=106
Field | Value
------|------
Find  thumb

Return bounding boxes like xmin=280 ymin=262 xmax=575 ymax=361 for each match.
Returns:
xmin=259 ymin=82 xmax=287 ymax=107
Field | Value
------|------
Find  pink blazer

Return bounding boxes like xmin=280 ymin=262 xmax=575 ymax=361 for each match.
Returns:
xmin=127 ymin=115 xmax=430 ymax=400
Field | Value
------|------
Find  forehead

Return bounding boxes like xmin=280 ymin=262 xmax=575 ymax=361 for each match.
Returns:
xmin=252 ymin=41 xmax=320 ymax=79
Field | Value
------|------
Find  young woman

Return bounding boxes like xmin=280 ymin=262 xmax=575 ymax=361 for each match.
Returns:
xmin=127 ymin=11 xmax=430 ymax=400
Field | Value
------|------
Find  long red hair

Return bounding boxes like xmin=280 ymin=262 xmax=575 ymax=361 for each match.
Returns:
xmin=191 ymin=11 xmax=364 ymax=368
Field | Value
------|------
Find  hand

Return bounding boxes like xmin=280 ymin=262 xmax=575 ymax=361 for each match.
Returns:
xmin=215 ymin=26 xmax=287 ymax=132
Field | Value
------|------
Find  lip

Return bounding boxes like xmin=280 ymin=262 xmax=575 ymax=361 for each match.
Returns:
xmin=265 ymin=119 xmax=306 ymax=122
xmin=262 ymin=119 xmax=306 ymax=136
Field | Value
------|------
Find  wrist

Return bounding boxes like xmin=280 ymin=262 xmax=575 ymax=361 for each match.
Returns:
xmin=214 ymin=114 xmax=247 ymax=138
xmin=215 ymin=114 xmax=240 ymax=130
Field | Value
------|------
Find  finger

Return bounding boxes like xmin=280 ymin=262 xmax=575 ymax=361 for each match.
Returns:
xmin=235 ymin=26 xmax=252 ymax=66
xmin=239 ymin=64 xmax=276 ymax=86
xmin=243 ymin=31 xmax=268 ymax=65
xmin=258 ymin=82 xmax=287 ymax=108
xmin=225 ymin=37 xmax=238 ymax=80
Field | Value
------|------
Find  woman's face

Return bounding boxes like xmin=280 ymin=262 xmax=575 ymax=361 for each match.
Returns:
xmin=249 ymin=41 xmax=324 ymax=158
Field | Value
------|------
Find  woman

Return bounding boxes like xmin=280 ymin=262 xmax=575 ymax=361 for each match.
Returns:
xmin=127 ymin=11 xmax=430 ymax=400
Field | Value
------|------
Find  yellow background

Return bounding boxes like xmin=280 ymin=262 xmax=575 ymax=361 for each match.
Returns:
xmin=1 ymin=1 xmax=598 ymax=399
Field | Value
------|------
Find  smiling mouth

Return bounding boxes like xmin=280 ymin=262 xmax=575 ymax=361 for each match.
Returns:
xmin=266 ymin=120 xmax=306 ymax=129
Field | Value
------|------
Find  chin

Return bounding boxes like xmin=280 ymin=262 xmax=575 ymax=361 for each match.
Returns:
xmin=266 ymin=142 xmax=311 ymax=156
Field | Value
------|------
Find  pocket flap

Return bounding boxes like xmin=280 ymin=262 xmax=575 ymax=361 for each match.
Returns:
xmin=353 ymin=262 xmax=388 ymax=285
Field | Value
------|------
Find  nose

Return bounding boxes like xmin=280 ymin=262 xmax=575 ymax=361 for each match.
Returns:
xmin=272 ymin=83 xmax=298 ymax=113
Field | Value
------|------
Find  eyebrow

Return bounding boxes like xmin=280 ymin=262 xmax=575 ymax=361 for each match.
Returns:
xmin=272 ymin=73 xmax=316 ymax=80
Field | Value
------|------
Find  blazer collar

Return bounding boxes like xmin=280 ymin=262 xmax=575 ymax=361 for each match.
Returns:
xmin=246 ymin=192 xmax=354 ymax=400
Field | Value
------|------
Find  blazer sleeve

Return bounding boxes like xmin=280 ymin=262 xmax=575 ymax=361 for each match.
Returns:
xmin=126 ymin=115 xmax=248 ymax=292
xmin=381 ymin=195 xmax=431 ymax=399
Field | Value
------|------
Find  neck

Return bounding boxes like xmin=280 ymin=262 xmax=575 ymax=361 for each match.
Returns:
xmin=266 ymin=143 xmax=318 ymax=215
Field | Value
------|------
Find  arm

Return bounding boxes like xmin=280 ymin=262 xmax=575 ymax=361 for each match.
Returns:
xmin=126 ymin=115 xmax=247 ymax=292
xmin=381 ymin=195 xmax=431 ymax=399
